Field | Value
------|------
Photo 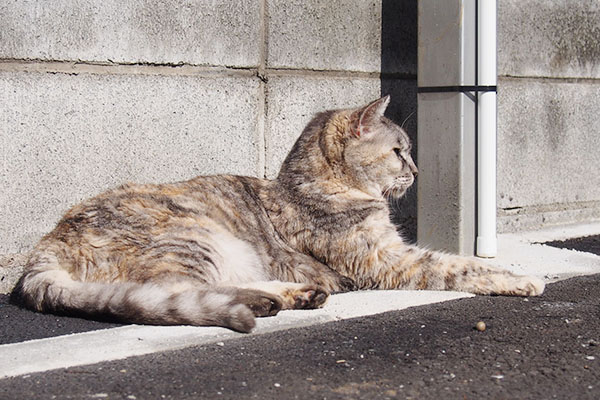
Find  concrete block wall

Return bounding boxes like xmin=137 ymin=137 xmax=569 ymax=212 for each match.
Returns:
xmin=0 ymin=0 xmax=418 ymax=290
xmin=496 ymin=0 xmax=600 ymax=232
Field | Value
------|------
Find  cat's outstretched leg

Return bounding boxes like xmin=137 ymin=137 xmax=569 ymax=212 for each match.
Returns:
xmin=388 ymin=247 xmax=545 ymax=296
xmin=371 ymin=243 xmax=545 ymax=296
xmin=435 ymin=253 xmax=545 ymax=296
xmin=235 ymin=281 xmax=329 ymax=310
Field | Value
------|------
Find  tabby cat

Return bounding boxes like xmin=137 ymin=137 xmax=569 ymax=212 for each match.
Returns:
xmin=12 ymin=96 xmax=544 ymax=332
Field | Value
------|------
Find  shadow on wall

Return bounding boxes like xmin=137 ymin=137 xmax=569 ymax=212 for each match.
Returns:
xmin=381 ymin=0 xmax=418 ymax=242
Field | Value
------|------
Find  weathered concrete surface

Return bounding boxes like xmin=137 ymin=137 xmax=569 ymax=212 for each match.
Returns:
xmin=0 ymin=254 xmax=26 ymax=294
xmin=497 ymin=77 xmax=600 ymax=232
xmin=417 ymin=0 xmax=600 ymax=238
xmin=0 ymin=70 xmax=261 ymax=254
xmin=499 ymin=0 xmax=600 ymax=79
xmin=499 ymin=206 xmax=600 ymax=235
xmin=0 ymin=0 xmax=260 ymax=67
xmin=496 ymin=1 xmax=600 ymax=231
xmin=417 ymin=92 xmax=476 ymax=255
xmin=268 ymin=0 xmax=383 ymax=73
xmin=417 ymin=0 xmax=473 ymax=87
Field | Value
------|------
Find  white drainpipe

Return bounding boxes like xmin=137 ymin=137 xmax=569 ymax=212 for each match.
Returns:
xmin=476 ymin=0 xmax=497 ymax=258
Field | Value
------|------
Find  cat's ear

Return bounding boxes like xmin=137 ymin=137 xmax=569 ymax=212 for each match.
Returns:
xmin=349 ymin=95 xmax=391 ymax=138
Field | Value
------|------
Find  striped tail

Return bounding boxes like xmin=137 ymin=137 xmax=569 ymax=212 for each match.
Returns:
xmin=11 ymin=266 xmax=278 ymax=333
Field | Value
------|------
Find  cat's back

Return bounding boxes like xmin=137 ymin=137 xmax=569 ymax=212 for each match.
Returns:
xmin=44 ymin=174 xmax=269 ymax=247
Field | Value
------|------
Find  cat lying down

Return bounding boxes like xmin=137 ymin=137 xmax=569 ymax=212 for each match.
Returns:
xmin=12 ymin=96 xmax=544 ymax=332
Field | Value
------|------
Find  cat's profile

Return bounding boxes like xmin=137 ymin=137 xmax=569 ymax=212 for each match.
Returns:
xmin=12 ymin=96 xmax=544 ymax=332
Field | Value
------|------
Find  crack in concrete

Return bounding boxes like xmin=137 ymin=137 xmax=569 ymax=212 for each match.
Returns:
xmin=0 ymin=58 xmax=416 ymax=80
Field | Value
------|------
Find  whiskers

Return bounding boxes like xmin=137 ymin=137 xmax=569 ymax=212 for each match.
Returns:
xmin=401 ymin=111 xmax=416 ymax=130
xmin=382 ymin=177 xmax=417 ymax=210
xmin=382 ymin=183 xmax=405 ymax=203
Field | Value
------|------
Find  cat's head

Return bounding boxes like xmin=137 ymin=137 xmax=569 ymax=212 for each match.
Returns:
xmin=278 ymin=96 xmax=417 ymax=199
xmin=340 ymin=96 xmax=418 ymax=198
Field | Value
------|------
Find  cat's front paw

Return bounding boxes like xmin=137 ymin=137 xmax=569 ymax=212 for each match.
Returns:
xmin=282 ymin=284 xmax=329 ymax=309
xmin=512 ymin=276 xmax=545 ymax=296
xmin=491 ymin=275 xmax=545 ymax=297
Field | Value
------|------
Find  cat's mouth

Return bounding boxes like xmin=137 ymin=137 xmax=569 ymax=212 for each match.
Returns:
xmin=382 ymin=176 xmax=414 ymax=199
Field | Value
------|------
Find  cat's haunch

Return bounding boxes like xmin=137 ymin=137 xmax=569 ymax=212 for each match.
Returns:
xmin=11 ymin=96 xmax=544 ymax=332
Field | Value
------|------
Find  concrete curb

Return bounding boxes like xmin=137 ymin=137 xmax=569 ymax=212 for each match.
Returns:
xmin=490 ymin=222 xmax=600 ymax=281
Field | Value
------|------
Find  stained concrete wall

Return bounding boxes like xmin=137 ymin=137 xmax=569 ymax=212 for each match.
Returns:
xmin=497 ymin=0 xmax=600 ymax=232
xmin=0 ymin=0 xmax=418 ymax=288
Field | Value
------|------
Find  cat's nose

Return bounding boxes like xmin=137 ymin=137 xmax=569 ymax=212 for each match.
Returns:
xmin=408 ymin=158 xmax=418 ymax=177
xmin=410 ymin=164 xmax=418 ymax=177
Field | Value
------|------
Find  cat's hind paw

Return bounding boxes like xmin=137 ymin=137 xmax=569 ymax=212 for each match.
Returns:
xmin=224 ymin=304 xmax=257 ymax=333
xmin=233 ymin=289 xmax=282 ymax=317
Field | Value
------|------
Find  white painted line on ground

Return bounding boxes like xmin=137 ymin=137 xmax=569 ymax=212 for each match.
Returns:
xmin=0 ymin=290 xmax=471 ymax=379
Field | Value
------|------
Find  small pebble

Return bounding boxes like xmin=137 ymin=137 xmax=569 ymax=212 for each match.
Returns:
xmin=475 ymin=321 xmax=486 ymax=331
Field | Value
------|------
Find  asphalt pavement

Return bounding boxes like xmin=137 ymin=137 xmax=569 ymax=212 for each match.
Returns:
xmin=0 ymin=294 xmax=123 ymax=345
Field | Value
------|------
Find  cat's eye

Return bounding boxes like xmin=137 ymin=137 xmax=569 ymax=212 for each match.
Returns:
xmin=393 ymin=148 xmax=402 ymax=158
